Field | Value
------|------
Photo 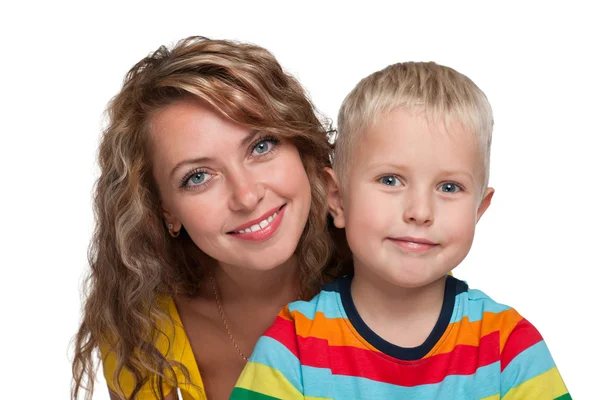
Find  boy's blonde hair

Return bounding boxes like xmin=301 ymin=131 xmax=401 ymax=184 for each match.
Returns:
xmin=335 ymin=62 xmax=493 ymax=191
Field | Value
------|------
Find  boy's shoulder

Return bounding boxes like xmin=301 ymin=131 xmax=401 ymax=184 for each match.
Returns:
xmin=258 ymin=278 xmax=351 ymax=353
xmin=453 ymin=278 xmax=539 ymax=354
xmin=284 ymin=276 xmax=350 ymax=322
xmin=455 ymin=278 xmax=524 ymax=323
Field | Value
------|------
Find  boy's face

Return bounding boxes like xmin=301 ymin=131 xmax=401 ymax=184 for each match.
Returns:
xmin=328 ymin=108 xmax=494 ymax=288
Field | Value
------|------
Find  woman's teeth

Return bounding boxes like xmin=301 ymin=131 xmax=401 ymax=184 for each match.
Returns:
xmin=238 ymin=211 xmax=278 ymax=234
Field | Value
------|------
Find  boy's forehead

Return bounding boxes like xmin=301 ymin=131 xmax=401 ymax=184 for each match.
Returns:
xmin=350 ymin=109 xmax=485 ymax=177
xmin=360 ymin=109 xmax=476 ymax=148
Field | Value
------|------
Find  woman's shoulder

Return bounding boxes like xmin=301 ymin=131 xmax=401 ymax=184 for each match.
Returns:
xmin=99 ymin=295 xmax=186 ymax=358
xmin=99 ymin=295 xmax=195 ymax=395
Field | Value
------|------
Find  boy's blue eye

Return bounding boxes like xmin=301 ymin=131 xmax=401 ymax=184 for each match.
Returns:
xmin=379 ymin=175 xmax=401 ymax=186
xmin=440 ymin=183 xmax=461 ymax=193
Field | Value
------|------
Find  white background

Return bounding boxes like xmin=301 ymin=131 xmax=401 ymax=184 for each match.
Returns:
xmin=1 ymin=1 xmax=598 ymax=398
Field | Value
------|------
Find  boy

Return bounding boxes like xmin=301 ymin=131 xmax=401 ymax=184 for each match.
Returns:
xmin=230 ymin=62 xmax=569 ymax=399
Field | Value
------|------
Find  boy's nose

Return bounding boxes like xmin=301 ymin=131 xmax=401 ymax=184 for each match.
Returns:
xmin=402 ymin=190 xmax=434 ymax=226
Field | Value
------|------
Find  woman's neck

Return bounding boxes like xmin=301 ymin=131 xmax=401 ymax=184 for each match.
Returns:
xmin=213 ymin=254 xmax=301 ymax=306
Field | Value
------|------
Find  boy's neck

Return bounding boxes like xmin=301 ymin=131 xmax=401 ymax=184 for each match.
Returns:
xmin=350 ymin=266 xmax=448 ymax=349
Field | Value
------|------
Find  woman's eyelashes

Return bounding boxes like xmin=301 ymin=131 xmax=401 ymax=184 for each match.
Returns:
xmin=178 ymin=136 xmax=281 ymax=191
xmin=180 ymin=168 xmax=214 ymax=190
xmin=249 ymin=135 xmax=280 ymax=158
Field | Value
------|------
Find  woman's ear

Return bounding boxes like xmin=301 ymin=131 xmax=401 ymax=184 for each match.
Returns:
xmin=162 ymin=209 xmax=182 ymax=233
xmin=323 ymin=167 xmax=346 ymax=229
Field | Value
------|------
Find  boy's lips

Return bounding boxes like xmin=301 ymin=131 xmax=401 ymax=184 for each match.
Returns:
xmin=388 ymin=236 xmax=439 ymax=252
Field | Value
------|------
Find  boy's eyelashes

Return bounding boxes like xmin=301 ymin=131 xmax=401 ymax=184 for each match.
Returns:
xmin=438 ymin=182 xmax=465 ymax=193
xmin=375 ymin=174 xmax=468 ymax=193
xmin=378 ymin=175 xmax=402 ymax=187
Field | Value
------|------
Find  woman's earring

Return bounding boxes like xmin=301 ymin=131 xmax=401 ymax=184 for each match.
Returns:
xmin=167 ymin=223 xmax=180 ymax=238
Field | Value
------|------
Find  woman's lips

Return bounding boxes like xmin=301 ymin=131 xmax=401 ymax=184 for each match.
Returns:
xmin=229 ymin=204 xmax=286 ymax=242
xmin=230 ymin=205 xmax=284 ymax=232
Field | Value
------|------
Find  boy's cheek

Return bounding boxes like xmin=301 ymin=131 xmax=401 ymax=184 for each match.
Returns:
xmin=346 ymin=193 xmax=399 ymax=234
xmin=437 ymin=208 xmax=477 ymax=247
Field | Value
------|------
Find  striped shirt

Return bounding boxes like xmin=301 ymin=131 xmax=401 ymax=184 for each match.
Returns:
xmin=231 ymin=275 xmax=569 ymax=400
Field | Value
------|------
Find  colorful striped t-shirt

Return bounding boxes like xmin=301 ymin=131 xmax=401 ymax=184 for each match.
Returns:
xmin=231 ymin=275 xmax=569 ymax=399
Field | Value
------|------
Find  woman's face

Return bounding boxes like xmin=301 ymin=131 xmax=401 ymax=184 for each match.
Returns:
xmin=150 ymin=99 xmax=312 ymax=272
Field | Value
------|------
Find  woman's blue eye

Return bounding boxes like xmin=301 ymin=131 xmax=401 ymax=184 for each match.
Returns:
xmin=252 ymin=140 xmax=274 ymax=155
xmin=188 ymin=172 xmax=206 ymax=185
xmin=379 ymin=175 xmax=401 ymax=186
xmin=440 ymin=183 xmax=461 ymax=193
xmin=180 ymin=169 xmax=213 ymax=190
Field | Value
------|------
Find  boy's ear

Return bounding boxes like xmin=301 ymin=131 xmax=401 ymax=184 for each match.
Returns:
xmin=323 ymin=167 xmax=346 ymax=228
xmin=476 ymin=187 xmax=495 ymax=222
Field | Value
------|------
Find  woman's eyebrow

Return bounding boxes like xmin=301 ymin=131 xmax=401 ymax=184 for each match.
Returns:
xmin=169 ymin=156 xmax=213 ymax=179
xmin=239 ymin=130 xmax=261 ymax=149
xmin=169 ymin=130 xmax=263 ymax=179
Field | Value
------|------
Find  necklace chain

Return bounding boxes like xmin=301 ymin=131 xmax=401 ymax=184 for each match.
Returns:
xmin=210 ymin=273 xmax=249 ymax=362
xmin=209 ymin=272 xmax=304 ymax=363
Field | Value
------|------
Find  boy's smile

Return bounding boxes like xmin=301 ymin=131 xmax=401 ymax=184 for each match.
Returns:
xmin=388 ymin=236 xmax=440 ymax=253
xmin=329 ymin=108 xmax=494 ymax=289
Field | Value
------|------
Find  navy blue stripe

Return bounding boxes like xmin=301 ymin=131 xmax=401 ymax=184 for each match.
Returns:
xmin=339 ymin=275 xmax=463 ymax=361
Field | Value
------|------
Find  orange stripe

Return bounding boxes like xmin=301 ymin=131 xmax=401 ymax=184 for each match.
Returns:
xmin=278 ymin=305 xmax=294 ymax=322
xmin=285 ymin=303 xmax=522 ymax=359
xmin=494 ymin=308 xmax=523 ymax=353
xmin=290 ymin=309 xmax=382 ymax=352
xmin=424 ymin=308 xmax=523 ymax=358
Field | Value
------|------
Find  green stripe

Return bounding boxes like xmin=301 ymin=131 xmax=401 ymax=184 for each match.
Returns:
xmin=230 ymin=387 xmax=282 ymax=400
xmin=555 ymin=394 xmax=572 ymax=400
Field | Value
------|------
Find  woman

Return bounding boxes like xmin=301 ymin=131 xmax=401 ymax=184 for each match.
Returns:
xmin=72 ymin=36 xmax=338 ymax=400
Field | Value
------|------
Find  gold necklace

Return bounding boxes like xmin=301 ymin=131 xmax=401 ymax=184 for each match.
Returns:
xmin=210 ymin=273 xmax=249 ymax=362
xmin=209 ymin=272 xmax=304 ymax=363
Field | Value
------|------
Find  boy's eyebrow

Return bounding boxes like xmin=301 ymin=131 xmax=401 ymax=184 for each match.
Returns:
xmin=437 ymin=169 xmax=475 ymax=182
xmin=364 ymin=163 xmax=475 ymax=182
xmin=362 ymin=161 xmax=409 ymax=171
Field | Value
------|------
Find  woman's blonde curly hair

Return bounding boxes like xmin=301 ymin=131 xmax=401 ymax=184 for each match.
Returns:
xmin=72 ymin=36 xmax=336 ymax=399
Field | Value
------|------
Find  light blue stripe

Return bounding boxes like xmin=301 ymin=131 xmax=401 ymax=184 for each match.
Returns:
xmin=500 ymin=340 xmax=557 ymax=397
xmin=248 ymin=336 xmax=303 ymax=393
xmin=450 ymin=290 xmax=512 ymax=324
xmin=288 ymin=291 xmax=347 ymax=320
xmin=300 ymin=362 xmax=502 ymax=399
